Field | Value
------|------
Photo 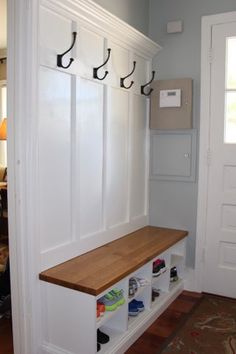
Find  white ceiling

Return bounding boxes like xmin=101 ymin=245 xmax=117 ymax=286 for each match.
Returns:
xmin=0 ymin=0 xmax=7 ymax=49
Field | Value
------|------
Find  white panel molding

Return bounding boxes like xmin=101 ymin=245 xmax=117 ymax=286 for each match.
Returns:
xmin=41 ymin=0 xmax=161 ymax=59
xmin=38 ymin=0 xmax=159 ymax=269
xmin=41 ymin=215 xmax=148 ymax=269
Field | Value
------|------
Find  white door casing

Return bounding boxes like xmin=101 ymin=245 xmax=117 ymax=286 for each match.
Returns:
xmin=196 ymin=12 xmax=236 ymax=297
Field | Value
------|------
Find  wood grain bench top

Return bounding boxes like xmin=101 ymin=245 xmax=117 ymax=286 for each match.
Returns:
xmin=39 ymin=226 xmax=188 ymax=295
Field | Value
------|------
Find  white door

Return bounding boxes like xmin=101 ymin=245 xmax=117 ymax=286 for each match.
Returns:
xmin=203 ymin=22 xmax=236 ymax=298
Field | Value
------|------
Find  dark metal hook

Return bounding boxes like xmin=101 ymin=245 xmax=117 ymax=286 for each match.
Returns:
xmin=141 ymin=71 xmax=156 ymax=96
xmin=57 ymin=32 xmax=77 ymax=69
xmin=120 ymin=61 xmax=136 ymax=89
xmin=93 ymin=48 xmax=111 ymax=80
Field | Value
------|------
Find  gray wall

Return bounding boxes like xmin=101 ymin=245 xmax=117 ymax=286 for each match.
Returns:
xmin=93 ymin=0 xmax=149 ymax=35
xmin=149 ymin=0 xmax=236 ymax=267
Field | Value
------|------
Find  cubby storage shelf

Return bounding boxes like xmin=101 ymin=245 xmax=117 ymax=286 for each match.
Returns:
xmin=169 ymin=278 xmax=183 ymax=292
xmin=40 ymin=226 xmax=188 ymax=354
xmin=97 ymin=303 xmax=126 ymax=329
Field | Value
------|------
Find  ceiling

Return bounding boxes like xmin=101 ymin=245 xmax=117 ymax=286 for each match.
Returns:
xmin=0 ymin=0 xmax=7 ymax=50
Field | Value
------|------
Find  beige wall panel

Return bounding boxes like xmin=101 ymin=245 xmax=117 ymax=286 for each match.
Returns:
xmin=150 ymin=78 xmax=193 ymax=130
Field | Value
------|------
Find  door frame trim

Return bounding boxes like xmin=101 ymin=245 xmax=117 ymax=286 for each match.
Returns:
xmin=196 ymin=11 xmax=236 ymax=292
xmin=8 ymin=1 xmax=41 ymax=353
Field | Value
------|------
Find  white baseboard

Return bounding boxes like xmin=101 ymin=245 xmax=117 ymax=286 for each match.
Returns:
xmin=184 ymin=267 xmax=201 ymax=293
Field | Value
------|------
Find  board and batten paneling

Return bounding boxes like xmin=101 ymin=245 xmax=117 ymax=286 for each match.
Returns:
xmin=106 ymin=87 xmax=129 ymax=228
xmin=39 ymin=67 xmax=72 ymax=251
xmin=130 ymin=94 xmax=148 ymax=220
xmin=39 ymin=0 xmax=161 ymax=270
xmin=75 ymin=78 xmax=104 ymax=239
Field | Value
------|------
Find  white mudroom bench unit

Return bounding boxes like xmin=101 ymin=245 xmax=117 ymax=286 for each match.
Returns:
xmin=40 ymin=226 xmax=188 ymax=354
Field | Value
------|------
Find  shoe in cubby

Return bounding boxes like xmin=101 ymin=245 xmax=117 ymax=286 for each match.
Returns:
xmin=128 ymin=277 xmax=150 ymax=298
xmin=151 ymin=288 xmax=160 ymax=302
xmin=110 ymin=288 xmax=125 ymax=306
xmin=170 ymin=266 xmax=178 ymax=282
xmin=98 ymin=288 xmax=125 ymax=312
xmin=128 ymin=298 xmax=145 ymax=317
xmin=152 ymin=259 xmax=166 ymax=277
xmin=97 ymin=328 xmax=110 ymax=344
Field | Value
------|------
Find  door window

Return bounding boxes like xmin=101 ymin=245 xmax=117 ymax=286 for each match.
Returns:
xmin=225 ymin=37 xmax=236 ymax=143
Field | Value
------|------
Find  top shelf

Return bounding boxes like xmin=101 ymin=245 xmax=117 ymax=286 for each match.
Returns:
xmin=39 ymin=226 xmax=188 ymax=296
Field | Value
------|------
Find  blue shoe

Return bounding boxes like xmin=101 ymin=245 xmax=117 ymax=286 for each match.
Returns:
xmin=128 ymin=301 xmax=139 ymax=316
xmin=130 ymin=299 xmax=144 ymax=312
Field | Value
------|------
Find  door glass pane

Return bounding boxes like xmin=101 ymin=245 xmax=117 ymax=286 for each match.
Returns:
xmin=225 ymin=91 xmax=236 ymax=143
xmin=225 ymin=37 xmax=236 ymax=143
xmin=226 ymin=38 xmax=236 ymax=89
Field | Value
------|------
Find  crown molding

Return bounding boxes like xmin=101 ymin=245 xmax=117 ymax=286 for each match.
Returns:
xmin=41 ymin=0 xmax=161 ymax=59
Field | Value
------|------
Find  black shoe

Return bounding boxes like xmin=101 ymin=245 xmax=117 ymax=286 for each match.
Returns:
xmin=97 ymin=329 xmax=110 ymax=344
xmin=97 ymin=342 xmax=101 ymax=352
xmin=152 ymin=288 xmax=160 ymax=302
xmin=170 ymin=267 xmax=178 ymax=282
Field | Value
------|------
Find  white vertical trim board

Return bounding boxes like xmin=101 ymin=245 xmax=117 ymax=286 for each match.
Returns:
xmin=8 ymin=0 xmax=41 ymax=353
xmin=196 ymin=11 xmax=236 ymax=292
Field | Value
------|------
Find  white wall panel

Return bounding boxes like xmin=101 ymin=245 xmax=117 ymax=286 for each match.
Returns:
xmin=38 ymin=1 xmax=161 ymax=269
xmin=133 ymin=53 xmax=148 ymax=94
xmin=106 ymin=87 xmax=129 ymax=227
xmin=108 ymin=40 xmax=129 ymax=87
xmin=130 ymin=95 xmax=147 ymax=219
xmin=39 ymin=67 xmax=71 ymax=251
xmin=40 ymin=7 xmax=73 ymax=64
xmin=77 ymin=26 xmax=104 ymax=79
xmin=76 ymin=78 xmax=104 ymax=238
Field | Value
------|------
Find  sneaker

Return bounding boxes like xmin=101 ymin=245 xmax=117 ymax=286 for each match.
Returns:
xmin=152 ymin=288 xmax=160 ymax=302
xmin=129 ymin=278 xmax=139 ymax=297
xmin=128 ymin=301 xmax=139 ymax=316
xmin=135 ymin=277 xmax=150 ymax=287
xmin=170 ymin=267 xmax=178 ymax=282
xmin=153 ymin=259 xmax=166 ymax=276
xmin=109 ymin=289 xmax=125 ymax=306
xmin=152 ymin=259 xmax=162 ymax=276
xmin=96 ymin=308 xmax=100 ymax=319
xmin=98 ymin=293 xmax=118 ymax=311
xmin=97 ymin=329 xmax=110 ymax=344
xmin=130 ymin=299 xmax=144 ymax=312
xmin=97 ymin=302 xmax=105 ymax=316
xmin=160 ymin=259 xmax=166 ymax=273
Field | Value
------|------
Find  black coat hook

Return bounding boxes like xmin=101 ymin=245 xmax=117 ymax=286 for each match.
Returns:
xmin=93 ymin=48 xmax=111 ymax=80
xmin=141 ymin=71 xmax=156 ymax=96
xmin=57 ymin=32 xmax=77 ymax=69
xmin=120 ymin=61 xmax=136 ymax=89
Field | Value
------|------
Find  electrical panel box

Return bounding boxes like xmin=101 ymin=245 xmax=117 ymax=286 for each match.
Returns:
xmin=150 ymin=130 xmax=197 ymax=182
xmin=150 ymin=78 xmax=193 ymax=130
